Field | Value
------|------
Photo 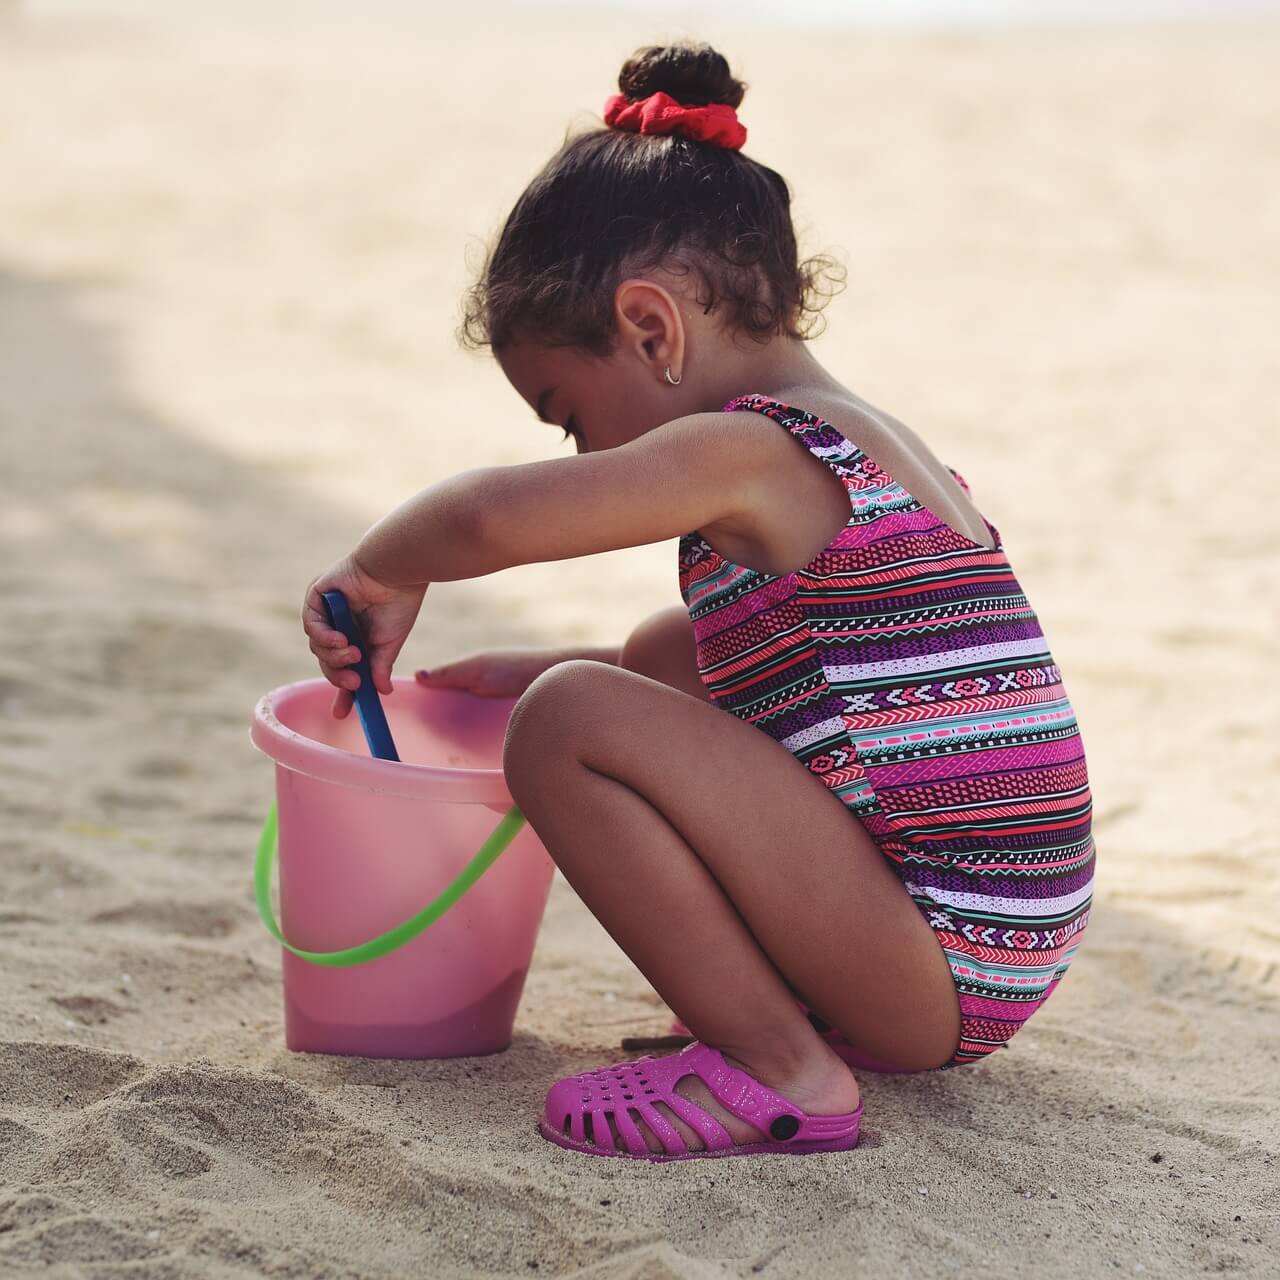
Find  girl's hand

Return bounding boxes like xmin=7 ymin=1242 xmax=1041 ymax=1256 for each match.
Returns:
xmin=302 ymin=553 xmax=428 ymax=718
xmin=415 ymin=646 xmax=601 ymax=698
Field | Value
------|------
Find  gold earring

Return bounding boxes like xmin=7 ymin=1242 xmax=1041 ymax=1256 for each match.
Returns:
xmin=664 ymin=365 xmax=682 ymax=386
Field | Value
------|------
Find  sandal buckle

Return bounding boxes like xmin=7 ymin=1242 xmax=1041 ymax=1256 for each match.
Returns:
xmin=770 ymin=1115 xmax=800 ymax=1141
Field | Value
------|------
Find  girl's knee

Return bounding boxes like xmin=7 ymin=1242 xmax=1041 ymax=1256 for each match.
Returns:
xmin=502 ymin=660 xmax=601 ymax=773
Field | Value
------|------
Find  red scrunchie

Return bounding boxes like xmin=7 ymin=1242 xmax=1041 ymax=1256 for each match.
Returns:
xmin=602 ymin=90 xmax=747 ymax=151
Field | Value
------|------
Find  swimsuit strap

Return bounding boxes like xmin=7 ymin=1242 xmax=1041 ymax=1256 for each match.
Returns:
xmin=721 ymin=392 xmax=999 ymax=553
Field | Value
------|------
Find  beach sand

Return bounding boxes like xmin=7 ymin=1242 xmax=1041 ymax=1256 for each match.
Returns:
xmin=1 ymin=8 xmax=1277 ymax=1277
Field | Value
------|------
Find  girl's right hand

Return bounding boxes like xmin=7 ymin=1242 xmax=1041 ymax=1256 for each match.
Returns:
xmin=414 ymin=647 xmax=584 ymax=698
xmin=303 ymin=552 xmax=428 ymax=719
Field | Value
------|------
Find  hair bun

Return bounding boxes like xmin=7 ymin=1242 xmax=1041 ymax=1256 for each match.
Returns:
xmin=617 ymin=41 xmax=746 ymax=110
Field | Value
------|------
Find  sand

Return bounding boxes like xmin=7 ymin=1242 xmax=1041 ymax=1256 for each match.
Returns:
xmin=1 ymin=7 xmax=1278 ymax=1278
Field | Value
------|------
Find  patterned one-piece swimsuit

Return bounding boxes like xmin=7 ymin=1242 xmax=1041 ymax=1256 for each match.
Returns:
xmin=677 ymin=394 xmax=1095 ymax=1071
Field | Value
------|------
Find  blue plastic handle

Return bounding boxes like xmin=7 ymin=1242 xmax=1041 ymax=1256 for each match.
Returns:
xmin=321 ymin=589 xmax=400 ymax=761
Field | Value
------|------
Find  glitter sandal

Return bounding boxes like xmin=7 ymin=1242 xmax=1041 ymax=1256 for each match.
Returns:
xmin=538 ymin=1040 xmax=863 ymax=1162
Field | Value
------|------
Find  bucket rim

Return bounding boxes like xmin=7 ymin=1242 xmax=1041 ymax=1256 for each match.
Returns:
xmin=250 ymin=676 xmax=515 ymax=806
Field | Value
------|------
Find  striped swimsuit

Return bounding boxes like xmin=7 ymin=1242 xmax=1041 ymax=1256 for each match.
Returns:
xmin=677 ymin=394 xmax=1095 ymax=1071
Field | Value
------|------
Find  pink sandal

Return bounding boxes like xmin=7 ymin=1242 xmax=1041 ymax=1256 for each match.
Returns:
xmin=539 ymin=1040 xmax=863 ymax=1161
xmin=668 ymin=1015 xmax=923 ymax=1076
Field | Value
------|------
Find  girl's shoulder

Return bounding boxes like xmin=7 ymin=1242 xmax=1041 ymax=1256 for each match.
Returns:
xmin=722 ymin=387 xmax=996 ymax=555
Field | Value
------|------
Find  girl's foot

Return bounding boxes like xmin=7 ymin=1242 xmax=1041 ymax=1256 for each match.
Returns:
xmin=644 ymin=1044 xmax=861 ymax=1154
xmin=540 ymin=1041 xmax=865 ymax=1160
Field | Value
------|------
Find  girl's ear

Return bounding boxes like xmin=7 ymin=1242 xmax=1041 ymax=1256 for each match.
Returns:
xmin=614 ymin=277 xmax=684 ymax=376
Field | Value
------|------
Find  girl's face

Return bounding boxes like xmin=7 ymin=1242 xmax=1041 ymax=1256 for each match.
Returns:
xmin=495 ymin=277 xmax=701 ymax=455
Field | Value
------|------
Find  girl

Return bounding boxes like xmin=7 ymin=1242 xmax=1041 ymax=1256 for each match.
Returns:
xmin=302 ymin=41 xmax=1095 ymax=1163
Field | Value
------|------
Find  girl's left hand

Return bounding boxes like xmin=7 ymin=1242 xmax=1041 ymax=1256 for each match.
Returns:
xmin=302 ymin=553 xmax=428 ymax=718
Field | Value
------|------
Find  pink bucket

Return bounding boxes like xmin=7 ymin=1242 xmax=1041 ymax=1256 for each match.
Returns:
xmin=249 ymin=677 xmax=555 ymax=1059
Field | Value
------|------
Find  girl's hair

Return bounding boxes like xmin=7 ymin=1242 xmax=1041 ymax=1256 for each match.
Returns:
xmin=457 ymin=40 xmax=846 ymax=358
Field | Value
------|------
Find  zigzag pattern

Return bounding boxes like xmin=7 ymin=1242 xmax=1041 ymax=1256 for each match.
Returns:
xmin=814 ymin=764 xmax=868 ymax=791
xmin=915 ymin=861 xmax=1087 ymax=880
xmin=738 ymin=682 xmax=833 ymax=719
xmin=836 ymin=684 xmax=1064 ymax=727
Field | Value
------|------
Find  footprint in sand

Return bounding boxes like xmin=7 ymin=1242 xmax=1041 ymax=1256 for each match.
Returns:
xmin=90 ymin=899 xmax=240 ymax=939
xmin=0 ymin=672 xmax=97 ymax=720
xmin=9 ymin=848 xmax=111 ymax=895
xmin=104 ymin=1063 xmax=339 ymax=1189
xmin=93 ymin=787 xmax=182 ymax=814
xmin=0 ymin=1194 xmax=162 ymax=1270
xmin=0 ymin=910 xmax=50 ymax=925
xmin=96 ymin=617 xmax=243 ymax=694
xmin=50 ymin=995 xmax=129 ymax=1027
xmin=131 ymin=756 xmax=194 ymax=781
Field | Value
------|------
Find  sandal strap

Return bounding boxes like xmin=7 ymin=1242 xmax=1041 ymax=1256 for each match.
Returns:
xmin=663 ymin=1089 xmax=735 ymax=1152
xmin=685 ymin=1043 xmax=805 ymax=1140
xmin=627 ymin=1100 xmax=690 ymax=1157
xmin=611 ymin=1102 xmax=658 ymax=1156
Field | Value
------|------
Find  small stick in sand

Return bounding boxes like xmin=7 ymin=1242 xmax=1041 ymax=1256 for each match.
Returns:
xmin=619 ymin=1033 xmax=695 ymax=1051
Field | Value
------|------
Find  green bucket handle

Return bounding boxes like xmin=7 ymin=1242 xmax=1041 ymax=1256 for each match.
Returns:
xmin=254 ymin=800 xmax=528 ymax=967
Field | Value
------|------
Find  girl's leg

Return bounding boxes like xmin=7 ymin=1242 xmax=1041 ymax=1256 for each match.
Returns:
xmin=615 ymin=604 xmax=710 ymax=703
xmin=617 ymin=605 xmax=819 ymax=1044
xmin=503 ymin=660 xmax=962 ymax=1155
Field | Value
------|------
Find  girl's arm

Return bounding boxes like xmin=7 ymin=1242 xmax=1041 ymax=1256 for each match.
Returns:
xmin=414 ymin=641 xmax=623 ymax=699
xmin=353 ymin=413 xmax=759 ymax=586
xmin=306 ymin=413 xmax=755 ymax=717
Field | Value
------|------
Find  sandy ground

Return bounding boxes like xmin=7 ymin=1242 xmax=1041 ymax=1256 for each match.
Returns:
xmin=1 ymin=8 xmax=1278 ymax=1278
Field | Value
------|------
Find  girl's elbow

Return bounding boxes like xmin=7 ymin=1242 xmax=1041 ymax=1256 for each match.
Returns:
xmin=451 ymin=470 xmax=518 ymax=577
